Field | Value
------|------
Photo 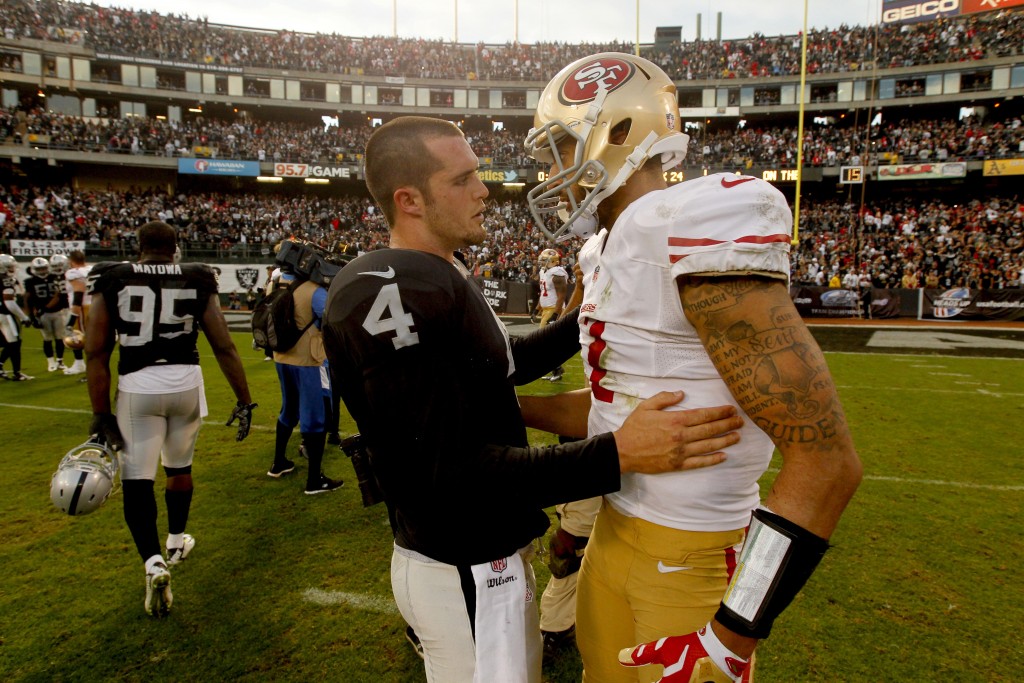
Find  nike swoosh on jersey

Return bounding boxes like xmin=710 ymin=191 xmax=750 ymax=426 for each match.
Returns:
xmin=657 ymin=561 xmax=693 ymax=573
xmin=359 ymin=267 xmax=396 ymax=279
xmin=721 ymin=176 xmax=756 ymax=188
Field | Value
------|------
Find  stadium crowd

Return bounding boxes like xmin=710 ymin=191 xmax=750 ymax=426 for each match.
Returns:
xmin=2 ymin=184 xmax=1021 ymax=290
xmin=0 ymin=107 xmax=535 ymax=166
xmin=1 ymin=0 xmax=1023 ymax=81
xmin=3 ymin=105 xmax=1023 ymax=168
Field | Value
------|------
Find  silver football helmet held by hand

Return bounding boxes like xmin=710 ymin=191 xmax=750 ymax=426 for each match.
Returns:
xmin=50 ymin=440 xmax=120 ymax=516
xmin=525 ymin=52 xmax=690 ymax=242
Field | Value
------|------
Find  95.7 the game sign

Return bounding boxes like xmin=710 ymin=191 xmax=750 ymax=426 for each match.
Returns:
xmin=273 ymin=163 xmax=352 ymax=179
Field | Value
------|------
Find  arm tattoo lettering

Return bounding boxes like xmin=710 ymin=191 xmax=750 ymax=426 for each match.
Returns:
xmin=681 ymin=277 xmax=847 ymax=446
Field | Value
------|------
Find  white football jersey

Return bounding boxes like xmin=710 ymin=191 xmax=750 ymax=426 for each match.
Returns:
xmin=65 ymin=265 xmax=93 ymax=306
xmin=579 ymin=173 xmax=792 ymax=532
xmin=538 ymin=265 xmax=568 ymax=308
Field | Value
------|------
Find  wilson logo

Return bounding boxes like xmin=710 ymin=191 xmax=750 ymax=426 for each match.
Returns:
xmin=560 ymin=58 xmax=635 ymax=105
xmin=487 ymin=575 xmax=518 ymax=588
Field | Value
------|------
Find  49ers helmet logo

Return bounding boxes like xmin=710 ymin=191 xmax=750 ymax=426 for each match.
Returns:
xmin=559 ymin=57 xmax=635 ymax=105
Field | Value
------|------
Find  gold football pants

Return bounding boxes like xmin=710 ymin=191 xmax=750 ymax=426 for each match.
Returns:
xmin=577 ymin=502 xmax=747 ymax=683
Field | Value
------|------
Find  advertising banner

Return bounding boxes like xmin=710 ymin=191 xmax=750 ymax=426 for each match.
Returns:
xmin=962 ymin=0 xmax=1024 ymax=14
xmin=921 ymin=288 xmax=1024 ymax=321
xmin=10 ymin=240 xmax=87 ymax=257
xmin=877 ymin=161 xmax=967 ymax=181
xmin=272 ymin=163 xmax=352 ymax=179
xmin=790 ymin=287 xmax=902 ymax=318
xmin=983 ymin=158 xmax=1024 ymax=176
xmin=177 ymin=158 xmax=260 ymax=177
xmin=881 ymin=0 xmax=961 ymax=24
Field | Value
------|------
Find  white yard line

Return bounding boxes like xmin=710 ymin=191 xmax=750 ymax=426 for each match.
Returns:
xmin=301 ymin=588 xmax=399 ymax=614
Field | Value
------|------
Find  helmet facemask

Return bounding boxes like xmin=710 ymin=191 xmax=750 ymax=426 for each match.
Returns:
xmin=525 ymin=119 xmax=608 ymax=242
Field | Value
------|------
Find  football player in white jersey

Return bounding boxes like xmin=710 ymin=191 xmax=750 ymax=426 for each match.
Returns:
xmin=62 ymin=250 xmax=92 ymax=375
xmin=526 ymin=53 xmax=862 ymax=683
xmin=536 ymin=248 xmax=569 ymax=380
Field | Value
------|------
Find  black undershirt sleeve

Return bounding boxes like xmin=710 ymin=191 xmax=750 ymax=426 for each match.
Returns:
xmin=509 ymin=305 xmax=581 ymax=385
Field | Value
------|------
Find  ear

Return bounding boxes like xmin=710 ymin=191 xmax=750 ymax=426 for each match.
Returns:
xmin=394 ymin=186 xmax=425 ymax=219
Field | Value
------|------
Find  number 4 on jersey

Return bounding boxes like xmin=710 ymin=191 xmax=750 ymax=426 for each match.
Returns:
xmin=362 ymin=283 xmax=420 ymax=349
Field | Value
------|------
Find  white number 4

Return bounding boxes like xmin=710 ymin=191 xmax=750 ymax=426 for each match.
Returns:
xmin=362 ymin=283 xmax=419 ymax=349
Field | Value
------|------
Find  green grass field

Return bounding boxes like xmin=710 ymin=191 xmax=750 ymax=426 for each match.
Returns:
xmin=1 ymin=325 xmax=1022 ymax=682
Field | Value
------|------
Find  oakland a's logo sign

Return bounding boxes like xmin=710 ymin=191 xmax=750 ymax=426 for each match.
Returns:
xmin=559 ymin=58 xmax=635 ymax=105
xmin=236 ymin=267 xmax=259 ymax=290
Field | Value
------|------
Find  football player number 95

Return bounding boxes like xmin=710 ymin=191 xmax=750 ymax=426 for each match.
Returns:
xmin=116 ymin=286 xmax=197 ymax=346
xmin=362 ymin=283 xmax=420 ymax=350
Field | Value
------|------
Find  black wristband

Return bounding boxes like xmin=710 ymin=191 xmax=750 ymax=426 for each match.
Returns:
xmin=714 ymin=508 xmax=829 ymax=639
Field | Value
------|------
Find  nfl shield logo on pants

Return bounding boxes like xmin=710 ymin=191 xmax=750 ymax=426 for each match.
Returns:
xmin=491 ymin=558 xmax=507 ymax=573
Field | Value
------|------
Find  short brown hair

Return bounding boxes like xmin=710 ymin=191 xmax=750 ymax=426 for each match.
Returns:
xmin=68 ymin=249 xmax=86 ymax=265
xmin=138 ymin=221 xmax=177 ymax=256
xmin=364 ymin=117 xmax=465 ymax=226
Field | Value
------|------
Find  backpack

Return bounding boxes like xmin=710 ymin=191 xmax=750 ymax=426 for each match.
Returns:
xmin=251 ymin=278 xmax=316 ymax=352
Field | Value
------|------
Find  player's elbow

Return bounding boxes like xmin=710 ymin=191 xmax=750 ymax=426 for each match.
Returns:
xmin=822 ymin=444 xmax=863 ymax=506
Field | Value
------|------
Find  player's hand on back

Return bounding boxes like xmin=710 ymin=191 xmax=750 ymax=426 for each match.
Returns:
xmin=613 ymin=391 xmax=742 ymax=474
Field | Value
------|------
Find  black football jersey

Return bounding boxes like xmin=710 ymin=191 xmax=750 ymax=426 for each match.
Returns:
xmin=24 ymin=274 xmax=65 ymax=313
xmin=88 ymin=261 xmax=218 ymax=376
xmin=323 ymin=249 xmax=618 ymax=565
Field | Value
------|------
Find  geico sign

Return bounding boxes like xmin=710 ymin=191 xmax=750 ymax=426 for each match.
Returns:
xmin=882 ymin=0 xmax=959 ymax=22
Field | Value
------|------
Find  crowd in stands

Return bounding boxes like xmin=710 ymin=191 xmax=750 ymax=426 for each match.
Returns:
xmin=2 ymin=184 xmax=1021 ymax=291
xmin=1 ymin=0 xmax=1023 ymax=81
xmin=0 ymin=106 xmax=537 ymax=166
xmin=793 ymin=196 xmax=1024 ymax=291
xmin=3 ymin=105 xmax=1023 ymax=168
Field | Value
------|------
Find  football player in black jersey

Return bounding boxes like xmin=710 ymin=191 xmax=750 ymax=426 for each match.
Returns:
xmin=23 ymin=256 xmax=69 ymax=373
xmin=85 ymin=221 xmax=257 ymax=617
xmin=0 ymin=253 xmax=33 ymax=380
xmin=322 ymin=116 xmax=745 ymax=682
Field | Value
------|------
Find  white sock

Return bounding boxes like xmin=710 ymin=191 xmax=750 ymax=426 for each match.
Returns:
xmin=166 ymin=533 xmax=184 ymax=550
xmin=144 ymin=554 xmax=167 ymax=573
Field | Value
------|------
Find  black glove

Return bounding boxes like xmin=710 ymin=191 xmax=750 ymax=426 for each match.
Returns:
xmin=547 ymin=527 xmax=588 ymax=579
xmin=226 ymin=401 xmax=258 ymax=441
xmin=31 ymin=316 xmax=43 ymax=329
xmin=89 ymin=412 xmax=125 ymax=451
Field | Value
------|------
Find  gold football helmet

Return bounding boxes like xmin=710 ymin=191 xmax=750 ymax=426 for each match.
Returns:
xmin=525 ymin=53 xmax=689 ymax=241
xmin=64 ymin=329 xmax=85 ymax=350
xmin=538 ymin=248 xmax=560 ymax=269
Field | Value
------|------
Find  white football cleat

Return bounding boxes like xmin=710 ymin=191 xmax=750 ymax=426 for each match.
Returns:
xmin=166 ymin=534 xmax=195 ymax=566
xmin=144 ymin=562 xmax=172 ymax=617
xmin=63 ymin=361 xmax=86 ymax=375
xmin=47 ymin=358 xmax=58 ymax=372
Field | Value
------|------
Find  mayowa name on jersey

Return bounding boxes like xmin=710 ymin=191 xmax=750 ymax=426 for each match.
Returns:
xmin=131 ymin=264 xmax=183 ymax=275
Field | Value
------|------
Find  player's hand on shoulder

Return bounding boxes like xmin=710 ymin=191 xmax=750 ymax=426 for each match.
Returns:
xmin=613 ymin=391 xmax=742 ymax=474
xmin=618 ymin=622 xmax=749 ymax=683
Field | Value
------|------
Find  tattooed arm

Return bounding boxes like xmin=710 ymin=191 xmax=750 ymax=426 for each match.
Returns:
xmin=679 ymin=274 xmax=862 ymax=538
xmin=677 ymin=274 xmax=862 ymax=658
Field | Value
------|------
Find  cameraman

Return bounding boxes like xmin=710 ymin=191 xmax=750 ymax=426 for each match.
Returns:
xmin=265 ymin=253 xmax=343 ymax=495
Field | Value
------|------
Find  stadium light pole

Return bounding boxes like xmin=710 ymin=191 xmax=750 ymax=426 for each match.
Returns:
xmin=635 ymin=0 xmax=640 ymax=56
xmin=393 ymin=0 xmax=397 ymax=38
xmin=454 ymin=0 xmax=458 ymax=42
xmin=792 ymin=0 xmax=809 ymax=246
